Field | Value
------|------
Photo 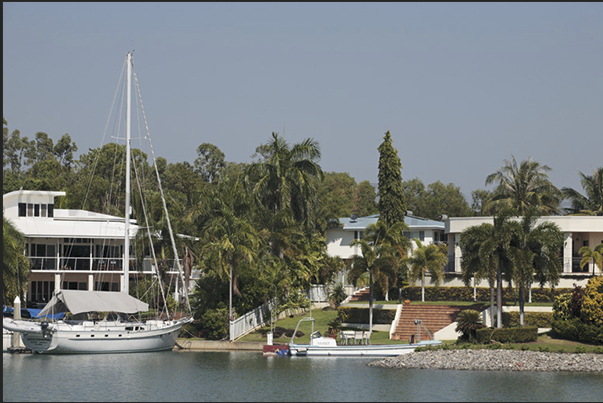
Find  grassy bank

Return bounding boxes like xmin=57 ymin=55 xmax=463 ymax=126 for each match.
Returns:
xmin=235 ymin=303 xmax=601 ymax=353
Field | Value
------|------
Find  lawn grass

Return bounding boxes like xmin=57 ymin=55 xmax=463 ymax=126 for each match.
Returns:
xmin=235 ymin=302 xmax=601 ymax=353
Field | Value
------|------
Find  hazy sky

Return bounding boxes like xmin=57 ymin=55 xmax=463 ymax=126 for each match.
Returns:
xmin=3 ymin=2 xmax=602 ymax=201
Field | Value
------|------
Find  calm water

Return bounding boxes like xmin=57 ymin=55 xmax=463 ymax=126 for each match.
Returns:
xmin=3 ymin=351 xmax=603 ymax=402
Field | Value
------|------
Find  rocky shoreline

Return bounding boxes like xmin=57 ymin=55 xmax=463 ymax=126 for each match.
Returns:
xmin=368 ymin=349 xmax=603 ymax=372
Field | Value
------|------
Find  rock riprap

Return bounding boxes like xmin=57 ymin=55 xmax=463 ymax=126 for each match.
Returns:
xmin=368 ymin=349 xmax=603 ymax=372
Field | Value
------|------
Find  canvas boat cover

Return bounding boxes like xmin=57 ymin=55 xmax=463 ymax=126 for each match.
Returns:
xmin=37 ymin=290 xmax=149 ymax=317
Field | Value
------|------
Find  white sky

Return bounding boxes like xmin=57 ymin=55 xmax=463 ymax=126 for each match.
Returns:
xmin=3 ymin=2 xmax=602 ymax=201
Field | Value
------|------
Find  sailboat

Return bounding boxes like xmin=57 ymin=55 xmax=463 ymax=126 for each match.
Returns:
xmin=3 ymin=52 xmax=193 ymax=354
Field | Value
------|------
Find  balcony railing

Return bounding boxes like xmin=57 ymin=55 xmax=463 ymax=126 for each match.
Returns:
xmin=572 ymin=257 xmax=592 ymax=273
xmin=27 ymin=256 xmax=183 ymax=274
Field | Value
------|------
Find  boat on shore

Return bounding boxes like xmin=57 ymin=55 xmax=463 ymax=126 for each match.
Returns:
xmin=287 ymin=317 xmax=441 ymax=357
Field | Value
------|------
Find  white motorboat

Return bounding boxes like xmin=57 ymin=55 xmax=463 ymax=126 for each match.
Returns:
xmin=3 ymin=52 xmax=193 ymax=354
xmin=287 ymin=317 xmax=441 ymax=357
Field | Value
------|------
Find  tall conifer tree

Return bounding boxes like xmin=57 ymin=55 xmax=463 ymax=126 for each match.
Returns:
xmin=377 ymin=131 xmax=406 ymax=226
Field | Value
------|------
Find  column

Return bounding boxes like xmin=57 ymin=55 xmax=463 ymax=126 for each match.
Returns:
xmin=88 ymin=274 xmax=94 ymax=291
xmin=454 ymin=233 xmax=463 ymax=273
xmin=563 ymin=233 xmax=572 ymax=273
xmin=54 ymin=273 xmax=61 ymax=293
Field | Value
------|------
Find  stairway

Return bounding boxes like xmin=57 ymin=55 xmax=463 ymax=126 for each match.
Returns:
xmin=391 ymin=304 xmax=483 ymax=341
xmin=349 ymin=287 xmax=371 ymax=302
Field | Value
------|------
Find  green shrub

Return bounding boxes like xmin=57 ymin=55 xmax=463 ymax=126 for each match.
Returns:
xmin=476 ymin=326 xmax=538 ymax=344
xmin=455 ymin=309 xmax=486 ymax=342
xmin=553 ymin=292 xmax=572 ymax=321
xmin=328 ymin=283 xmax=348 ymax=309
xmin=200 ymin=303 xmax=229 ymax=340
xmin=400 ymin=286 xmax=572 ymax=303
xmin=507 ymin=311 xmax=553 ymax=328
xmin=539 ymin=346 xmax=550 ymax=352
xmin=551 ymin=318 xmax=603 ymax=345
xmin=574 ymin=345 xmax=587 ymax=354
xmin=580 ymin=276 xmax=603 ymax=326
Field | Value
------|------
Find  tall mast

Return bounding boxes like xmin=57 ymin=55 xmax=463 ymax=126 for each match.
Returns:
xmin=123 ymin=51 xmax=132 ymax=294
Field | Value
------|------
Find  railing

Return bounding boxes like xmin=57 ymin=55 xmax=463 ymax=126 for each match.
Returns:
xmin=309 ymin=284 xmax=329 ymax=302
xmin=27 ymin=256 xmax=182 ymax=273
xmin=572 ymin=257 xmax=591 ymax=273
xmin=230 ymin=299 xmax=275 ymax=341
xmin=229 ymin=286 xmax=332 ymax=341
xmin=444 ymin=260 xmax=456 ymax=272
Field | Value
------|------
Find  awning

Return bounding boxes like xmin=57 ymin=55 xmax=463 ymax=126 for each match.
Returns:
xmin=37 ymin=290 xmax=149 ymax=317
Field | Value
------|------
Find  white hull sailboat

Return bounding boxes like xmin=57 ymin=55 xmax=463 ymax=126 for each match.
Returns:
xmin=3 ymin=52 xmax=193 ymax=354
xmin=3 ymin=290 xmax=191 ymax=354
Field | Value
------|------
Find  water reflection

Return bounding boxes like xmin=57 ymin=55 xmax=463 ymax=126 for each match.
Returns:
xmin=4 ymin=351 xmax=603 ymax=402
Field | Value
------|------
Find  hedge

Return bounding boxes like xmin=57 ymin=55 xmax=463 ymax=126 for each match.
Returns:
xmin=399 ymin=286 xmax=572 ymax=303
xmin=507 ymin=311 xmax=553 ymax=328
xmin=476 ymin=326 xmax=539 ymax=344
xmin=337 ymin=307 xmax=396 ymax=324
xmin=550 ymin=318 xmax=603 ymax=345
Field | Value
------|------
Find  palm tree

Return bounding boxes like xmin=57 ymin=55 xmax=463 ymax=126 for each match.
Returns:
xmin=362 ymin=220 xmax=411 ymax=300
xmin=408 ymin=239 xmax=447 ymax=302
xmin=579 ymin=243 xmax=603 ymax=275
xmin=509 ymin=206 xmax=563 ymax=325
xmin=260 ymin=255 xmax=291 ymax=332
xmin=245 ymin=132 xmax=323 ymax=231
xmin=200 ymin=177 xmax=260 ymax=335
xmin=455 ymin=309 xmax=486 ymax=342
xmin=347 ymin=224 xmax=400 ymax=334
xmin=459 ymin=222 xmax=498 ymax=327
xmin=562 ymin=166 xmax=603 ymax=216
xmin=3 ymin=216 xmax=30 ymax=304
xmin=485 ymin=155 xmax=561 ymax=215
xmin=459 ymin=208 xmax=517 ymax=328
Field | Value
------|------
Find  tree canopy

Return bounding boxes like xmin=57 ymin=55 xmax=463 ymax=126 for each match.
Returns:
xmin=377 ymin=130 xmax=406 ymax=226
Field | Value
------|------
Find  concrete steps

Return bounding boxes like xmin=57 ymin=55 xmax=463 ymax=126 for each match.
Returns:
xmin=349 ymin=287 xmax=371 ymax=302
xmin=391 ymin=304 xmax=483 ymax=341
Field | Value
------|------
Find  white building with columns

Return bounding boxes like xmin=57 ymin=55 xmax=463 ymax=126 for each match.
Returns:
xmin=444 ymin=216 xmax=603 ymax=288
xmin=325 ymin=212 xmax=602 ymax=291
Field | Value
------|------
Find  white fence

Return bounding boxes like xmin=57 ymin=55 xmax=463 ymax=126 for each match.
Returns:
xmin=229 ymin=284 xmax=332 ymax=341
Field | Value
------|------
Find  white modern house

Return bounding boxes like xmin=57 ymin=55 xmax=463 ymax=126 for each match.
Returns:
xmin=326 ymin=213 xmax=446 ymax=291
xmin=445 ymin=216 xmax=603 ymax=288
xmin=326 ymin=213 xmax=446 ymax=259
xmin=3 ymin=190 xmax=192 ymax=306
xmin=326 ymin=212 xmax=603 ymax=290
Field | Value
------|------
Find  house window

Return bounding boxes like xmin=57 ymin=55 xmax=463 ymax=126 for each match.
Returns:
xmin=48 ymin=204 xmax=54 ymax=217
xmin=34 ymin=204 xmax=40 ymax=217
xmin=27 ymin=204 xmax=34 ymax=216
xmin=419 ymin=231 xmax=425 ymax=241
xmin=30 ymin=281 xmax=54 ymax=303
xmin=18 ymin=203 xmax=26 ymax=217
xmin=583 ymin=241 xmax=589 ymax=247
xmin=41 ymin=204 xmax=47 ymax=217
